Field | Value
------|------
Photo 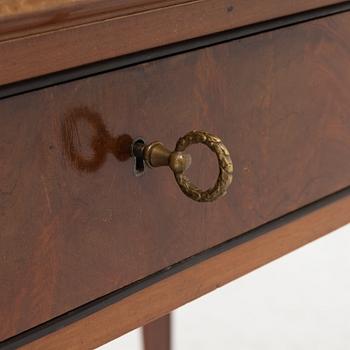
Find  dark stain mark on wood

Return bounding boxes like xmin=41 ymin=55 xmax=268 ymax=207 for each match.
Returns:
xmin=61 ymin=107 xmax=132 ymax=172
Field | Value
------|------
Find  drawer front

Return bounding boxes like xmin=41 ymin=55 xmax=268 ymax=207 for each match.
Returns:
xmin=1 ymin=13 xmax=350 ymax=340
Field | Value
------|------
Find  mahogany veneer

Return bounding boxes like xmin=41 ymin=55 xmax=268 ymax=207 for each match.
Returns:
xmin=1 ymin=1 xmax=350 ymax=349
xmin=1 ymin=12 xmax=350 ymax=341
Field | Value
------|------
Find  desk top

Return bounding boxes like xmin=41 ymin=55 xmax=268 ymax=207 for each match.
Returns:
xmin=0 ymin=0 xmax=345 ymax=86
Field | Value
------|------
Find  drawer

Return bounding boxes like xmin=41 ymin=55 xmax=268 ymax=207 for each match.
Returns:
xmin=1 ymin=12 xmax=350 ymax=341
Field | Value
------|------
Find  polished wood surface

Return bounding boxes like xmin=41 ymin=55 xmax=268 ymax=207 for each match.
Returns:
xmin=1 ymin=12 xmax=350 ymax=341
xmin=0 ymin=0 xmax=189 ymax=41
xmin=0 ymin=0 xmax=346 ymax=85
xmin=143 ymin=314 xmax=171 ymax=350
xmin=16 ymin=188 xmax=350 ymax=350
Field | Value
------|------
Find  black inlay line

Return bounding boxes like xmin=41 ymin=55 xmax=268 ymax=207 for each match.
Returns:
xmin=1 ymin=1 xmax=350 ymax=100
xmin=1 ymin=2 xmax=350 ymax=348
xmin=1 ymin=186 xmax=349 ymax=350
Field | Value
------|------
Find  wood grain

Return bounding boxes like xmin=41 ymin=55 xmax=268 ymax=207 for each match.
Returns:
xmin=0 ymin=0 xmax=190 ymax=41
xmin=1 ymin=12 xmax=350 ymax=341
xmin=18 ymin=188 xmax=350 ymax=350
xmin=0 ymin=0 xmax=346 ymax=85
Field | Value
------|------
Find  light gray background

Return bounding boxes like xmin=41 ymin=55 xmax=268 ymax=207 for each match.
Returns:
xmin=98 ymin=224 xmax=350 ymax=349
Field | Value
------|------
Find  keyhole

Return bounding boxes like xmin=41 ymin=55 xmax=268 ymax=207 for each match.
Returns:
xmin=132 ymin=138 xmax=146 ymax=176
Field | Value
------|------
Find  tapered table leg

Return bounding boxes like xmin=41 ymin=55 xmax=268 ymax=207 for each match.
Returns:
xmin=143 ymin=314 xmax=171 ymax=350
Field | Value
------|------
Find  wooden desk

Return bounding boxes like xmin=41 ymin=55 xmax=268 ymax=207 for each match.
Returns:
xmin=1 ymin=1 xmax=349 ymax=349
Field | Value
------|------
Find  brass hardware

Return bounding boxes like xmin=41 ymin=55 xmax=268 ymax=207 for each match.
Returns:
xmin=132 ymin=131 xmax=233 ymax=202
xmin=144 ymin=142 xmax=192 ymax=173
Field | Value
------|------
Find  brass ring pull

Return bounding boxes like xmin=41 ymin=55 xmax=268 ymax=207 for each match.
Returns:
xmin=132 ymin=131 xmax=233 ymax=202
